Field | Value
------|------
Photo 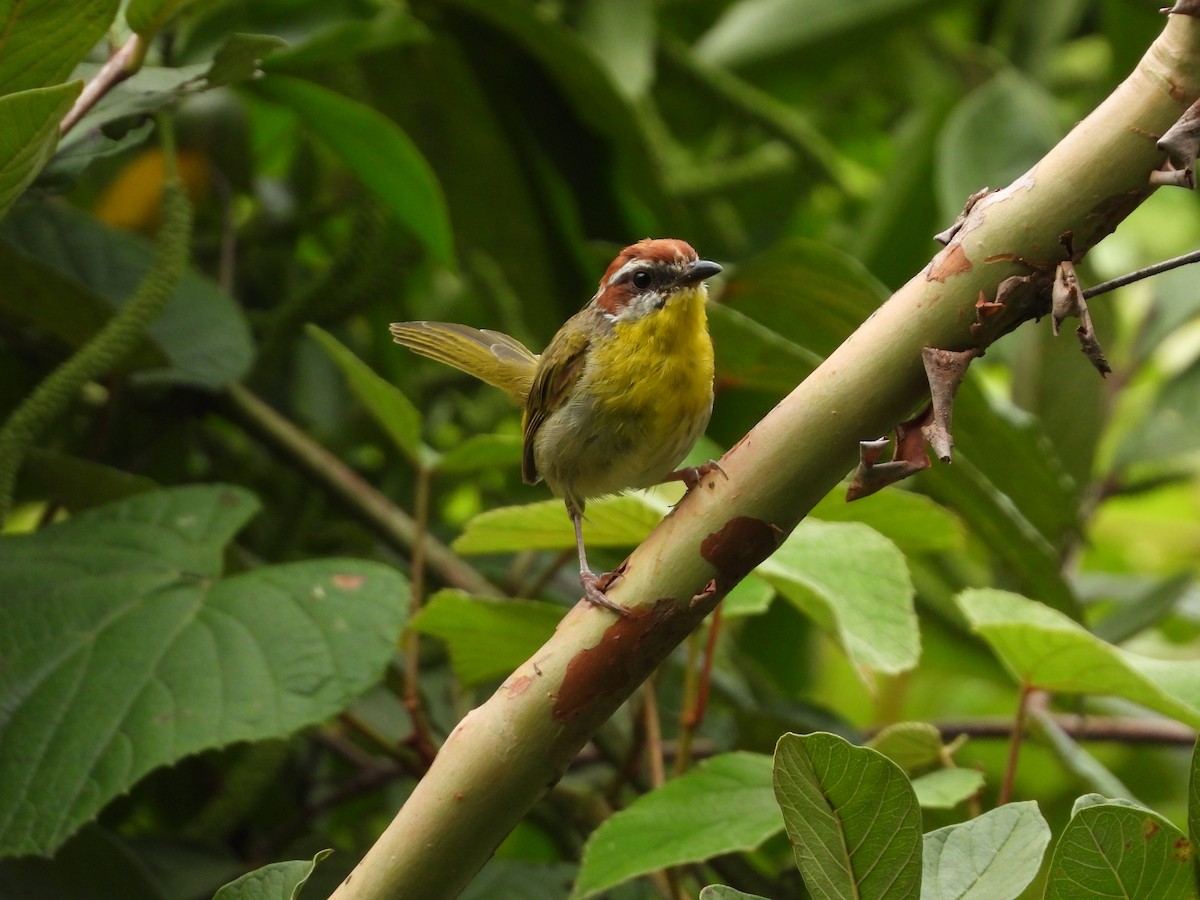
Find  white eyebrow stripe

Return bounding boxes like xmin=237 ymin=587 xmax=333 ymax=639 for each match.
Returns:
xmin=606 ymin=258 xmax=643 ymax=286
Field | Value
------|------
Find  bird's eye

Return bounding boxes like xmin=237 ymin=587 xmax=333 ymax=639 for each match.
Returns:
xmin=632 ymin=270 xmax=653 ymax=289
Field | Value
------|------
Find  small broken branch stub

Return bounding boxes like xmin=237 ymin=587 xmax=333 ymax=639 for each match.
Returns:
xmin=1152 ymin=98 xmax=1200 ymax=189
xmin=1052 ymin=259 xmax=1112 ymax=376
xmin=922 ymin=347 xmax=980 ymax=462
xmin=847 ymin=408 xmax=933 ymax=501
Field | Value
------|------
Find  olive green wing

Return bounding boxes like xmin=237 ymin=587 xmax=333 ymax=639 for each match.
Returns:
xmin=521 ymin=322 xmax=591 ymax=485
xmin=390 ymin=321 xmax=539 ymax=405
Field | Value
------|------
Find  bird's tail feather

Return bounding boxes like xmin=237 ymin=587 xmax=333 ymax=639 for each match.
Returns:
xmin=390 ymin=321 xmax=538 ymax=406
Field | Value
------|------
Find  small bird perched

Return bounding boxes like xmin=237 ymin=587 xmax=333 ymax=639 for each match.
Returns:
xmin=391 ymin=238 xmax=722 ymax=614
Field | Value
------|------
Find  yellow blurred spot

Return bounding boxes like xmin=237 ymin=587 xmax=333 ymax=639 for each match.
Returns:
xmin=93 ymin=147 xmax=211 ymax=230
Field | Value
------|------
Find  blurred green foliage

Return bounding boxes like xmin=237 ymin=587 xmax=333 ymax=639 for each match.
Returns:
xmin=3 ymin=0 xmax=1200 ymax=897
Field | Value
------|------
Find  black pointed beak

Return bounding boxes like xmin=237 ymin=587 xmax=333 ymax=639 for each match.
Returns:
xmin=676 ymin=258 xmax=722 ymax=286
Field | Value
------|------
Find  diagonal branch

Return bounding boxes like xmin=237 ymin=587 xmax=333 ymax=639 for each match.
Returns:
xmin=330 ymin=12 xmax=1200 ymax=899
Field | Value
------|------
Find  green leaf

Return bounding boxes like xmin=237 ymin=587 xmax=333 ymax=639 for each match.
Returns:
xmin=125 ymin=0 xmax=195 ymax=36
xmin=699 ymin=887 xmax=772 ymax=900
xmin=0 ymin=205 xmax=167 ymax=371
xmin=867 ymin=722 xmax=946 ymax=772
xmin=21 ymin=451 xmax=158 ymax=512
xmin=461 ymin=860 xmax=576 ymax=900
xmin=0 ymin=82 xmax=81 ymax=220
xmin=810 ymin=486 xmax=965 ymax=556
xmin=0 ymin=202 xmax=254 ymax=388
xmin=722 ymin=574 xmax=776 ymax=618
xmin=757 ymin=520 xmax=919 ymax=679
xmin=1116 ymin=353 xmax=1200 ymax=467
xmin=453 ymin=494 xmax=667 ymax=555
xmin=205 ymin=33 xmax=289 ymax=88
xmin=1190 ymin=736 xmax=1200 ymax=887
xmin=0 ymin=0 xmax=118 ymax=96
xmin=213 ymin=849 xmax=332 ymax=900
xmin=921 ymin=378 xmax=1080 ymax=616
xmin=696 ymin=0 xmax=940 ymax=68
xmin=409 ymin=590 xmax=561 ymax=686
xmin=251 ymin=75 xmax=454 ymax=267
xmin=306 ymin=325 xmax=427 ymax=466
xmin=717 ymin=238 xmax=889 ymax=362
xmin=572 ymin=753 xmax=780 ymax=899
xmin=911 ymin=768 xmax=984 ymax=810
xmin=1044 ymin=801 xmax=1193 ymax=899
xmin=575 ymin=0 xmax=655 ymax=98
xmin=0 ymin=826 xmax=163 ymax=899
xmin=773 ymin=732 xmax=922 ymax=900
xmin=56 ymin=35 xmax=283 ymax=173
xmin=936 ymin=70 xmax=1061 ymax=223
xmin=0 ymin=485 xmax=409 ymax=856
xmin=921 ymin=801 xmax=1051 ymax=900
xmin=708 ymin=302 xmax=821 ymax=394
xmin=1091 ymin=572 xmax=1194 ymax=645
xmin=39 ymin=119 xmax=156 ymax=188
xmin=435 ymin=433 xmax=523 ymax=474
xmin=957 ymin=588 xmax=1200 ymax=728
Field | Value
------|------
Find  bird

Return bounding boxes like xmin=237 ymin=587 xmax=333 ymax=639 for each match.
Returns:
xmin=391 ymin=238 xmax=722 ymax=614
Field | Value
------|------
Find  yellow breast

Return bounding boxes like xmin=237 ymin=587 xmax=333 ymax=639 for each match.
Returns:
xmin=593 ymin=286 xmax=714 ymax=423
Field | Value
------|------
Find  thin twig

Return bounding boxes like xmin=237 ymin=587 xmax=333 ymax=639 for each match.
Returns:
xmin=643 ymin=677 xmax=666 ymax=790
xmin=918 ymin=713 xmax=1197 ymax=745
xmin=60 ymin=33 xmax=149 ymax=136
xmin=1083 ymin=248 xmax=1200 ymax=298
xmin=675 ymin=606 xmax=723 ymax=776
xmin=999 ymin=686 xmax=1035 ymax=805
xmin=402 ymin=466 xmax=439 ymax=766
xmin=220 ymin=383 xmax=502 ymax=597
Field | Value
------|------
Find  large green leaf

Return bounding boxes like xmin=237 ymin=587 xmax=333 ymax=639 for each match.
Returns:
xmin=773 ymin=732 xmax=922 ymax=900
xmin=0 ymin=82 xmax=81 ymax=219
xmin=212 ymin=850 xmax=331 ymax=900
xmin=921 ymin=378 xmax=1080 ymax=616
xmin=306 ymin=325 xmax=427 ymax=467
xmin=251 ymin=75 xmax=454 ymax=267
xmin=936 ymin=70 xmax=1061 ymax=223
xmin=708 ymin=302 xmax=821 ymax=394
xmin=448 ymin=0 xmax=665 ymax=219
xmin=575 ymin=0 xmax=655 ymax=98
xmin=757 ymin=520 xmax=919 ymax=679
xmin=0 ymin=0 xmax=117 ymax=96
xmin=409 ymin=590 xmax=561 ymax=686
xmin=572 ymin=752 xmax=780 ymax=899
xmin=125 ymin=0 xmax=196 ymax=36
xmin=0 ymin=485 xmax=409 ymax=857
xmin=809 ymin=485 xmax=965 ymax=556
xmin=867 ymin=722 xmax=946 ymax=772
xmin=695 ymin=0 xmax=942 ymax=68
xmin=911 ymin=768 xmax=984 ymax=810
xmin=452 ymin=494 xmax=668 ymax=555
xmin=921 ymin=801 xmax=1050 ymax=900
xmin=958 ymin=588 xmax=1200 ymax=728
xmin=0 ymin=202 xmax=253 ymax=388
xmin=717 ymin=238 xmax=889 ymax=361
xmin=1044 ymin=799 xmax=1193 ymax=899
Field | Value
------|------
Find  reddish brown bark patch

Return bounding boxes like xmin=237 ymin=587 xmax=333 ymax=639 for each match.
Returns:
xmin=552 ymin=600 xmax=681 ymax=721
xmin=700 ymin=516 xmax=784 ymax=595
xmin=926 ymin=244 xmax=972 ymax=283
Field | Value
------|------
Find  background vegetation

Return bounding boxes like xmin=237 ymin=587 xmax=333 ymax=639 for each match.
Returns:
xmin=3 ymin=0 xmax=1200 ymax=897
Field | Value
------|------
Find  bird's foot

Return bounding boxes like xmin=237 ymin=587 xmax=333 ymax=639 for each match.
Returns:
xmin=668 ymin=459 xmax=727 ymax=492
xmin=580 ymin=569 xmax=631 ymax=617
